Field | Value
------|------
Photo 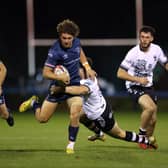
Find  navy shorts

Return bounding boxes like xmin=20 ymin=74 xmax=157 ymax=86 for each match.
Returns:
xmin=127 ymin=85 xmax=157 ymax=104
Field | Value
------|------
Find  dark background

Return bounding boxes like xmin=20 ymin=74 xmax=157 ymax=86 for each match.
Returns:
xmin=0 ymin=0 xmax=168 ymax=93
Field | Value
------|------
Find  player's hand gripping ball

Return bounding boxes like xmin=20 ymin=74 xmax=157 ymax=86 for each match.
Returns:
xmin=54 ymin=65 xmax=70 ymax=85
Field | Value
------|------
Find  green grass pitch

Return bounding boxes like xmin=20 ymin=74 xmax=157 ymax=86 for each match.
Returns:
xmin=0 ymin=110 xmax=168 ymax=168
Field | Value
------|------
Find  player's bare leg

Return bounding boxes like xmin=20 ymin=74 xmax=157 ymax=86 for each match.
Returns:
xmin=19 ymin=96 xmax=57 ymax=123
xmin=66 ymin=96 xmax=82 ymax=154
xmin=106 ymin=122 xmax=150 ymax=146
xmin=146 ymin=112 xmax=157 ymax=137
xmin=34 ymin=100 xmax=58 ymax=123
xmin=138 ymin=94 xmax=157 ymax=135
xmin=0 ymin=104 xmax=14 ymax=126
xmin=138 ymin=94 xmax=157 ymax=149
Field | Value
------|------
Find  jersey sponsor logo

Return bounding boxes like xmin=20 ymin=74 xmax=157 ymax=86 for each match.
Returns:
xmin=134 ymin=59 xmax=149 ymax=77
xmin=48 ymin=53 xmax=53 ymax=57
xmin=134 ymin=59 xmax=147 ymax=71
xmin=63 ymin=54 xmax=68 ymax=59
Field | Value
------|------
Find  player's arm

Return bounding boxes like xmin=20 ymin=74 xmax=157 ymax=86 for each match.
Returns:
xmin=0 ymin=62 xmax=7 ymax=86
xmin=50 ymin=85 xmax=89 ymax=95
xmin=117 ymin=67 xmax=149 ymax=85
xmin=43 ymin=66 xmax=70 ymax=84
xmin=0 ymin=61 xmax=7 ymax=94
xmin=80 ymin=49 xmax=91 ymax=71
xmin=65 ymin=85 xmax=89 ymax=95
xmin=80 ymin=49 xmax=96 ymax=79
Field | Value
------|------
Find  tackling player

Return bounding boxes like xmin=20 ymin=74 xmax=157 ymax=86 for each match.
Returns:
xmin=117 ymin=26 xmax=168 ymax=149
xmin=50 ymin=57 xmax=157 ymax=149
xmin=19 ymin=19 xmax=96 ymax=154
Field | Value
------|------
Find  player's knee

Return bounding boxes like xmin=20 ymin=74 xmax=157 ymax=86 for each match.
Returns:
xmin=70 ymin=111 xmax=80 ymax=121
xmin=151 ymin=103 xmax=157 ymax=112
xmin=72 ymin=104 xmax=82 ymax=113
xmin=146 ymin=104 xmax=157 ymax=113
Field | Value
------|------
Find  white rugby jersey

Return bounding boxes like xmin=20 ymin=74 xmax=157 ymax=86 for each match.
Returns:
xmin=80 ymin=78 xmax=106 ymax=120
xmin=120 ymin=43 xmax=168 ymax=88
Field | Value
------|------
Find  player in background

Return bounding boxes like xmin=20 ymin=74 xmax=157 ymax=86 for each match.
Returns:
xmin=117 ymin=26 xmax=168 ymax=149
xmin=50 ymin=57 xmax=157 ymax=149
xmin=0 ymin=60 xmax=14 ymax=126
xmin=19 ymin=19 xmax=96 ymax=154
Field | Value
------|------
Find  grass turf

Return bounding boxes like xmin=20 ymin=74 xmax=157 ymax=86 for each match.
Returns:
xmin=0 ymin=110 xmax=168 ymax=168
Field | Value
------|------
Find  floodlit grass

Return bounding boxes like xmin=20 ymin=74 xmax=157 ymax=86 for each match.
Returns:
xmin=0 ymin=110 xmax=168 ymax=168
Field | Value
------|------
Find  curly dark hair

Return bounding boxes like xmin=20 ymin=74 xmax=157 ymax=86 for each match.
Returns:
xmin=56 ymin=19 xmax=80 ymax=37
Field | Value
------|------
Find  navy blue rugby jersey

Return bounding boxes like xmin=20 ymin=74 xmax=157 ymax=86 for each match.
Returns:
xmin=44 ymin=38 xmax=81 ymax=85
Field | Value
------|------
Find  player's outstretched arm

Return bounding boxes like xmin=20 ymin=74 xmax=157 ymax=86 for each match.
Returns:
xmin=50 ymin=85 xmax=89 ymax=95
xmin=65 ymin=85 xmax=89 ymax=95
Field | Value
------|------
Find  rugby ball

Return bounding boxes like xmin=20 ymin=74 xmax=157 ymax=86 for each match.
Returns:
xmin=54 ymin=65 xmax=69 ymax=77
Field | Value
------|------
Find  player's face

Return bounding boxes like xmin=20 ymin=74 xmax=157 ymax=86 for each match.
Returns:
xmin=60 ymin=33 xmax=74 ymax=48
xmin=139 ymin=32 xmax=153 ymax=51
